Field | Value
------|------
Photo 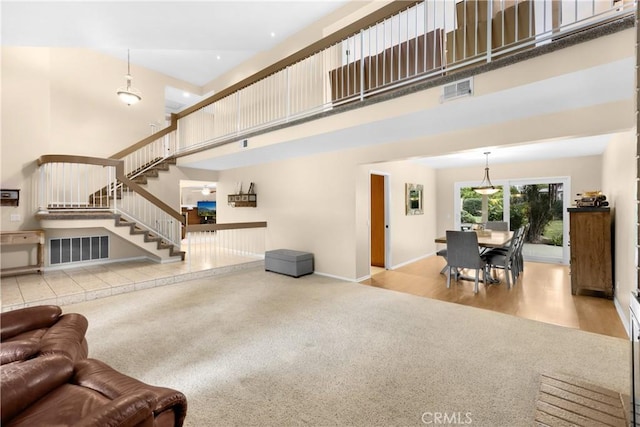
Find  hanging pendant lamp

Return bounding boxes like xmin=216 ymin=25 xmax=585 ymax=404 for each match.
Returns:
xmin=473 ymin=152 xmax=499 ymax=195
xmin=117 ymin=49 xmax=142 ymax=106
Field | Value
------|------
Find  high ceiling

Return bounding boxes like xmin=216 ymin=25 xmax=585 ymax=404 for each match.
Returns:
xmin=1 ymin=0 xmax=350 ymax=87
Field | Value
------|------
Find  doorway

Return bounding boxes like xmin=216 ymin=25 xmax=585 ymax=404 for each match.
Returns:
xmin=370 ymin=173 xmax=389 ymax=271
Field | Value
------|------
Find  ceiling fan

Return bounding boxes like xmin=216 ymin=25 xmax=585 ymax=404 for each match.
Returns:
xmin=190 ymin=185 xmax=216 ymax=195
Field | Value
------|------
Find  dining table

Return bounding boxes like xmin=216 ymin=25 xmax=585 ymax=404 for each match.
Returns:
xmin=434 ymin=230 xmax=514 ymax=248
xmin=434 ymin=230 xmax=514 ymax=283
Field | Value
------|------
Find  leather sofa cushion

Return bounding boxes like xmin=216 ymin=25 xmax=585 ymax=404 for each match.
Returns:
xmin=7 ymin=384 xmax=155 ymax=427
xmin=1 ymin=354 xmax=73 ymax=424
xmin=0 ymin=341 xmax=39 ymax=365
xmin=40 ymin=313 xmax=89 ymax=361
xmin=0 ymin=306 xmax=61 ymax=341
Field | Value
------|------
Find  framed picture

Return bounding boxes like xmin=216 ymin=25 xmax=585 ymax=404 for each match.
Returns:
xmin=406 ymin=183 xmax=423 ymax=215
xmin=248 ymin=194 xmax=257 ymax=202
xmin=241 ymin=195 xmax=249 ymax=202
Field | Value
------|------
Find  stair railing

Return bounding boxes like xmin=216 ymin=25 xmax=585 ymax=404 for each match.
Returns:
xmin=108 ymin=0 xmax=634 ymax=168
xmin=37 ymin=155 xmax=185 ymax=247
xmin=110 ymin=114 xmax=178 ymax=180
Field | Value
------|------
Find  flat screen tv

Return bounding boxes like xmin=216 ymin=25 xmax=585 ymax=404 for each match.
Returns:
xmin=197 ymin=200 xmax=216 ymax=217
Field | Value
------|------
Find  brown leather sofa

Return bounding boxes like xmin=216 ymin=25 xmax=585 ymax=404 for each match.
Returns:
xmin=0 ymin=305 xmax=89 ymax=364
xmin=0 ymin=306 xmax=187 ymax=426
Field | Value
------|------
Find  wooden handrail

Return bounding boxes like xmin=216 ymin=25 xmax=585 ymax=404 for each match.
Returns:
xmin=107 ymin=1 xmax=421 ymax=162
xmin=186 ymin=222 xmax=267 ymax=233
xmin=177 ymin=1 xmax=421 ymax=118
xmin=38 ymin=155 xmax=121 ymax=167
xmin=114 ymin=163 xmax=185 ymax=224
xmin=38 ymin=155 xmax=184 ymax=225
xmin=110 ymin=113 xmax=178 ymax=160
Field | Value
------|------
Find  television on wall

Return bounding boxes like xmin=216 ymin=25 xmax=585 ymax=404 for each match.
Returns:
xmin=197 ymin=200 xmax=216 ymax=217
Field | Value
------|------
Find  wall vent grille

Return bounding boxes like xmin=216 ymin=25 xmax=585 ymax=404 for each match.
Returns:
xmin=49 ymin=235 xmax=109 ymax=265
xmin=442 ymin=78 xmax=473 ymax=102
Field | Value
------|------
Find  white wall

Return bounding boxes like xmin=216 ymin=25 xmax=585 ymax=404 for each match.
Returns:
xmin=601 ymin=130 xmax=637 ymax=328
xmin=1 ymin=47 xmax=200 ymax=233
xmin=356 ymin=160 xmax=437 ymax=278
xmin=214 ymin=149 xmax=358 ymax=280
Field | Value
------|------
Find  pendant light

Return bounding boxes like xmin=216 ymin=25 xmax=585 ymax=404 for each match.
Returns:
xmin=473 ymin=152 xmax=499 ymax=195
xmin=117 ymin=49 xmax=142 ymax=106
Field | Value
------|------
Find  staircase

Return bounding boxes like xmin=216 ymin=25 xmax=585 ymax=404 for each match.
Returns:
xmin=89 ymin=157 xmax=177 ymax=206
xmin=37 ymin=211 xmax=185 ymax=262
xmin=37 ymin=155 xmax=185 ymax=265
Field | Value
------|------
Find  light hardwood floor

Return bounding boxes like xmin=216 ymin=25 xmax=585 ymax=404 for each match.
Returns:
xmin=361 ymin=256 xmax=627 ymax=339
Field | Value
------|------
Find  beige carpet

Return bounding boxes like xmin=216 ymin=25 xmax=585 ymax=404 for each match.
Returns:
xmin=63 ymin=267 xmax=630 ymax=426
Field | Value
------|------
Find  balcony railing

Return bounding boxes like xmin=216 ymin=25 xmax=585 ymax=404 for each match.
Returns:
xmin=185 ymin=222 xmax=267 ymax=271
xmin=103 ymin=0 xmax=635 ymax=197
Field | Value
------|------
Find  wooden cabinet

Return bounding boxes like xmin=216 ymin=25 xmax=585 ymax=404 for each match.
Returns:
xmin=568 ymin=208 xmax=613 ymax=297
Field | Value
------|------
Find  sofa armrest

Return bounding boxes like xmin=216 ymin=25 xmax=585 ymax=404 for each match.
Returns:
xmin=0 ymin=354 xmax=73 ymax=425
xmin=74 ymin=359 xmax=187 ymax=427
xmin=73 ymin=390 xmax=157 ymax=427
xmin=40 ymin=313 xmax=89 ymax=361
xmin=0 ymin=340 xmax=40 ymax=365
xmin=0 ymin=305 xmax=61 ymax=341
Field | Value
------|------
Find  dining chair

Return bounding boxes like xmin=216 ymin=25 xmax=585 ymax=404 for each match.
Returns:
xmin=445 ymin=230 xmax=488 ymax=294
xmin=483 ymin=221 xmax=509 ymax=231
xmin=482 ymin=227 xmax=522 ymax=289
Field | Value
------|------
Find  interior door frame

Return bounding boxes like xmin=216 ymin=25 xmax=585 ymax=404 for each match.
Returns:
xmin=454 ymin=176 xmax=570 ymax=265
xmin=370 ymin=171 xmax=391 ymax=269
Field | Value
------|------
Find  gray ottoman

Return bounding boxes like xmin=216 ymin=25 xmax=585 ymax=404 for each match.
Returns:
xmin=265 ymin=249 xmax=314 ymax=278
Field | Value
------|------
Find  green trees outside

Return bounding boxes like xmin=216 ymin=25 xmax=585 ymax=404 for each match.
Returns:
xmin=461 ymin=183 xmax=563 ymax=247
xmin=460 ymin=187 xmax=503 ymax=224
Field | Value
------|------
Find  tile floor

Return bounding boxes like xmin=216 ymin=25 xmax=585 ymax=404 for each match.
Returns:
xmin=1 ymin=252 xmax=263 ymax=312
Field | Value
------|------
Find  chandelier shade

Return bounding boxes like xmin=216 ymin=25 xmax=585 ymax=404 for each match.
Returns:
xmin=473 ymin=152 xmax=499 ymax=195
xmin=117 ymin=50 xmax=142 ymax=105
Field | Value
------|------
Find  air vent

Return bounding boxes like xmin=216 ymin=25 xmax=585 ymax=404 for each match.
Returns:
xmin=50 ymin=235 xmax=109 ymax=265
xmin=442 ymin=78 xmax=473 ymax=102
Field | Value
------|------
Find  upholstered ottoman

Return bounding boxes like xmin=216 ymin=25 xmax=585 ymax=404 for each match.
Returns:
xmin=265 ymin=249 xmax=314 ymax=278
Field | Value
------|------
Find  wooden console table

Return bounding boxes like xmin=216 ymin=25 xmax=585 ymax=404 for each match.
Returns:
xmin=0 ymin=230 xmax=45 ymax=277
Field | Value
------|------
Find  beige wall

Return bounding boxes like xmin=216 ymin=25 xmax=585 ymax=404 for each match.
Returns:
xmin=1 ymin=47 xmax=200 ymax=233
xmin=214 ymin=149 xmax=358 ymax=279
xmin=601 ymin=130 xmax=637 ymax=327
xmin=435 ymin=155 xmax=603 ymax=237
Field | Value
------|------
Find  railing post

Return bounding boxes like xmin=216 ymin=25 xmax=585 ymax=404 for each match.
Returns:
xmin=360 ymin=29 xmax=365 ymax=101
xmin=486 ymin=0 xmax=493 ymax=63
xmin=286 ymin=66 xmax=291 ymax=122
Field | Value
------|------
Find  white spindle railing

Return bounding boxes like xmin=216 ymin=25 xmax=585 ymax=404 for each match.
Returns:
xmin=38 ymin=160 xmax=117 ymax=212
xmin=168 ymin=0 xmax=633 ymax=156
xmin=115 ymin=183 xmax=182 ymax=246
xmin=121 ymin=129 xmax=177 ymax=179
xmin=37 ymin=156 xmax=183 ymax=248
xmin=185 ymin=223 xmax=267 ymax=271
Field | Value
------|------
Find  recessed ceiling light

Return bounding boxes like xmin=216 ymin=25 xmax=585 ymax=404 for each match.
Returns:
xmin=183 ymin=92 xmax=190 ymax=98
xmin=270 ymin=32 xmax=276 ymax=38
xmin=216 ymin=55 xmax=221 ymax=60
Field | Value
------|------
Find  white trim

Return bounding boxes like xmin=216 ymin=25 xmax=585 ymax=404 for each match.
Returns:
xmin=313 ymin=271 xmax=361 ymax=282
xmin=391 ymin=252 xmax=435 ymax=270
xmin=614 ymin=296 xmax=630 ymax=338
xmin=44 ymin=256 xmax=150 ymax=272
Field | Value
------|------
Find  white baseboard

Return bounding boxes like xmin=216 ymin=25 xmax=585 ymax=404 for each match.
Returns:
xmin=313 ymin=271 xmax=360 ymax=282
xmin=44 ymin=256 xmax=151 ymax=272
xmin=614 ymin=296 xmax=630 ymax=338
xmin=390 ymin=252 xmax=435 ymax=270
